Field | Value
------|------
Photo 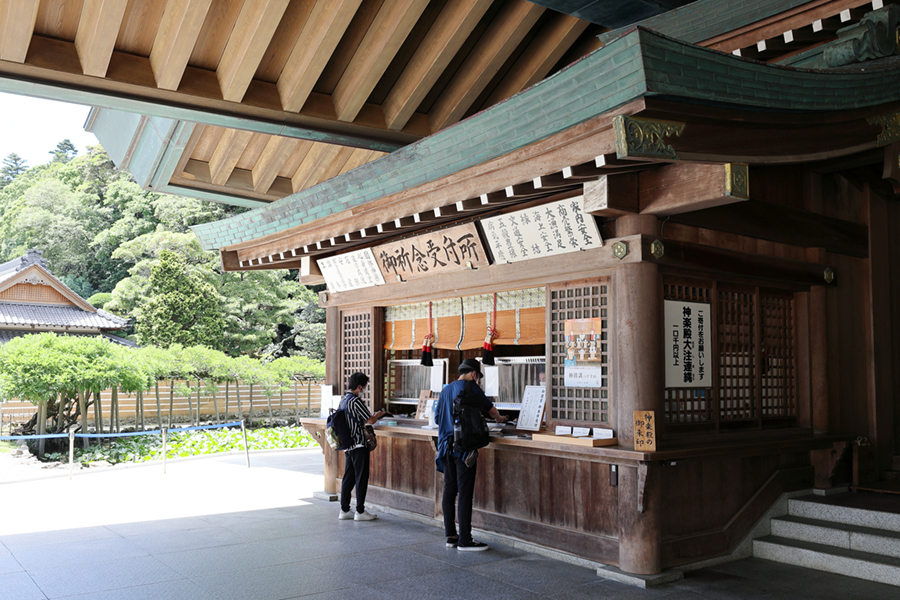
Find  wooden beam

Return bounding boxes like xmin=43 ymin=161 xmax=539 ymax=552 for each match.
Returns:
xmin=0 ymin=0 xmax=39 ymax=62
xmin=666 ymin=199 xmax=869 ymax=258
xmin=881 ymin=142 xmax=900 ymax=194
xmin=483 ymin=13 xmax=587 ymax=109
xmin=428 ymin=0 xmax=544 ymax=132
xmin=75 ymin=0 xmax=129 ymax=77
xmin=639 ymin=163 xmax=749 ymax=216
xmin=276 ymin=0 xmax=362 ymax=113
xmin=584 ymin=174 xmax=640 ymax=217
xmin=333 ymin=0 xmax=430 ymax=123
xmin=382 ymin=0 xmax=492 ymax=131
xmin=300 ymin=256 xmax=325 ymax=284
xmin=209 ymin=128 xmax=254 ymax=186
xmin=252 ymin=136 xmax=298 ymax=193
xmin=217 ymin=0 xmax=291 ymax=102
xmin=315 ymin=146 xmax=356 ymax=184
xmin=339 ymin=148 xmax=378 ymax=175
xmin=291 ymin=142 xmax=343 ymax=193
xmin=150 ymin=0 xmax=214 ymax=91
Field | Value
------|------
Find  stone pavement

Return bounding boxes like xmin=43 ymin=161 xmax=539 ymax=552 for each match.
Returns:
xmin=1 ymin=450 xmax=898 ymax=599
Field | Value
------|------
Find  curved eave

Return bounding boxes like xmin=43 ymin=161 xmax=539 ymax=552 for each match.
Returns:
xmin=192 ymin=26 xmax=900 ymax=256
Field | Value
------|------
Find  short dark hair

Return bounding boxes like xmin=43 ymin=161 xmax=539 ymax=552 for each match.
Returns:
xmin=349 ymin=372 xmax=369 ymax=390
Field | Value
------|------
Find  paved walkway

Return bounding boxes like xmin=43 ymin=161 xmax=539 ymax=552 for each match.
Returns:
xmin=1 ymin=450 xmax=898 ymax=600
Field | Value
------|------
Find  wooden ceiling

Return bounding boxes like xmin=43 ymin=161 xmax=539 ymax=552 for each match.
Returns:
xmin=3 ymin=0 xmax=613 ymax=202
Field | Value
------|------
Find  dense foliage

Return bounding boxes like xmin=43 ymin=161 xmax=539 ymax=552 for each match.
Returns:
xmin=44 ymin=426 xmax=316 ymax=465
xmin=0 ymin=144 xmax=325 ymax=358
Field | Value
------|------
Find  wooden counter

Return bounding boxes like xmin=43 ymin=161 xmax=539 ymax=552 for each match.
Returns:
xmin=301 ymin=418 xmax=845 ymax=572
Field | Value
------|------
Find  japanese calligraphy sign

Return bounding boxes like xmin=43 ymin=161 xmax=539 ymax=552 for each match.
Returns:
xmin=633 ymin=410 xmax=657 ymax=452
xmin=517 ymin=385 xmax=546 ymax=432
xmin=664 ymin=300 xmax=711 ymax=388
xmin=374 ymin=223 xmax=488 ymax=282
xmin=317 ymin=248 xmax=386 ymax=292
xmin=480 ymin=195 xmax=602 ymax=264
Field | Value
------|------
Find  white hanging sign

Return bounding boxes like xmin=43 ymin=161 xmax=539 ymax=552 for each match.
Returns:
xmin=480 ymin=195 xmax=602 ymax=264
xmin=317 ymin=248 xmax=386 ymax=292
xmin=664 ymin=300 xmax=711 ymax=388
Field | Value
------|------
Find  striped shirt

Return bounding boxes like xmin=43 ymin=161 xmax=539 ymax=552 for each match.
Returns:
xmin=342 ymin=391 xmax=371 ymax=452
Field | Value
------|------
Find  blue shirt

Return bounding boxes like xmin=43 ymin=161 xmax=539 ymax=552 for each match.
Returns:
xmin=433 ymin=379 xmax=493 ymax=471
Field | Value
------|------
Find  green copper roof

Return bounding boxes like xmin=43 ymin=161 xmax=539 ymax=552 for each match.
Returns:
xmin=192 ymin=26 xmax=900 ymax=251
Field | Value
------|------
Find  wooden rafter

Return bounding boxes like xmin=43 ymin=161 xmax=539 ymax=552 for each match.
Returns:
xmin=482 ymin=12 xmax=587 ymax=109
xmin=428 ymin=0 xmax=545 ymax=131
xmin=252 ymin=136 xmax=298 ymax=193
xmin=291 ymin=143 xmax=343 ymax=192
xmin=333 ymin=0 xmax=430 ymax=123
xmin=0 ymin=0 xmax=39 ymax=62
xmin=382 ymin=0 xmax=493 ymax=131
xmin=276 ymin=0 xmax=363 ymax=113
xmin=209 ymin=129 xmax=254 ymax=186
xmin=150 ymin=0 xmax=214 ymax=91
xmin=75 ymin=0 xmax=129 ymax=77
xmin=217 ymin=0 xmax=291 ymax=102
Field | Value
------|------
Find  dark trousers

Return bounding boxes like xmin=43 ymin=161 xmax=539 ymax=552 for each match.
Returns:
xmin=340 ymin=447 xmax=370 ymax=513
xmin=441 ymin=454 xmax=477 ymax=544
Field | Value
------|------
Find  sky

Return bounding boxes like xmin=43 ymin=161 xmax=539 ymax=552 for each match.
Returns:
xmin=0 ymin=91 xmax=99 ymax=169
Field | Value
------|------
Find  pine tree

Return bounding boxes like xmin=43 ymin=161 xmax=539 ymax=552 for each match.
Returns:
xmin=0 ymin=153 xmax=27 ymax=188
xmin=49 ymin=139 xmax=78 ymax=164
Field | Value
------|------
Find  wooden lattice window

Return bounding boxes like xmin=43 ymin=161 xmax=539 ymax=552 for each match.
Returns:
xmin=663 ymin=279 xmax=798 ymax=433
xmin=760 ymin=293 xmax=796 ymax=418
xmin=718 ymin=286 xmax=757 ymax=422
xmin=663 ymin=281 xmax=715 ymax=425
xmin=548 ymin=279 xmax=610 ymax=425
xmin=342 ymin=310 xmax=373 ymax=408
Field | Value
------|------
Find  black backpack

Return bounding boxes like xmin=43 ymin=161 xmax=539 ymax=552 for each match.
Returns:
xmin=325 ymin=394 xmax=354 ymax=451
xmin=452 ymin=381 xmax=491 ymax=452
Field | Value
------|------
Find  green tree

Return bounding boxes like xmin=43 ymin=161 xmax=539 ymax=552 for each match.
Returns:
xmin=49 ymin=139 xmax=78 ymax=164
xmin=136 ymin=250 xmax=225 ymax=349
xmin=0 ymin=153 xmax=27 ymax=188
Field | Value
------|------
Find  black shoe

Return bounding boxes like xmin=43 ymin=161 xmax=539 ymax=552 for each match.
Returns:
xmin=446 ymin=536 xmax=459 ymax=548
xmin=458 ymin=540 xmax=489 ymax=552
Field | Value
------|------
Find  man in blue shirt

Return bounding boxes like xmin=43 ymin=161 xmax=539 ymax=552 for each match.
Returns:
xmin=434 ymin=358 xmax=506 ymax=551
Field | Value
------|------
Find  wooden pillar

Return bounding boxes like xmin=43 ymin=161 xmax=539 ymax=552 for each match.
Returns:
xmin=618 ymin=463 xmax=662 ymax=574
xmin=809 ymin=286 xmax=829 ymax=434
xmin=614 ymin=259 xmax=663 ymax=575
xmin=614 ymin=262 xmax=663 ymax=447
xmin=615 ymin=214 xmax=658 ymax=237
xmin=325 ymin=306 xmax=341 ymax=390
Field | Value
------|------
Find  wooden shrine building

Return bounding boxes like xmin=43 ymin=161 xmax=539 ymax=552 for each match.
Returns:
xmin=4 ymin=0 xmax=899 ymax=579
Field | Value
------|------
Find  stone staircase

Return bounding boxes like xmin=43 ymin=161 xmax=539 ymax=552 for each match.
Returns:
xmin=753 ymin=493 xmax=900 ymax=587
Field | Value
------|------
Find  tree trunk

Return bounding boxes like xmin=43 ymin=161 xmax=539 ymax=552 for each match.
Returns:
xmin=236 ymin=381 xmax=242 ymax=421
xmin=168 ymin=379 xmax=175 ymax=428
xmin=78 ymin=389 xmax=88 ymax=449
xmin=187 ymin=380 xmax=195 ymax=426
xmin=37 ymin=400 xmax=47 ymax=458
xmin=225 ymin=381 xmax=230 ymax=417
xmin=94 ymin=388 xmax=102 ymax=434
xmin=248 ymin=384 xmax=254 ymax=421
xmin=294 ymin=379 xmax=300 ymax=424
xmin=138 ymin=390 xmax=145 ymax=431
xmin=212 ymin=387 xmax=220 ymax=424
xmin=111 ymin=387 xmax=119 ymax=433
xmin=155 ymin=382 xmax=162 ymax=429
xmin=267 ymin=390 xmax=273 ymax=421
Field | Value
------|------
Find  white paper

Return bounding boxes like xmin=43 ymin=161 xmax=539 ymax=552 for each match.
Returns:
xmin=517 ymin=385 xmax=546 ymax=432
xmin=426 ymin=399 xmax=436 ymax=427
xmin=564 ymin=365 xmax=603 ymax=388
xmin=483 ymin=366 xmax=500 ymax=397
xmin=593 ymin=428 xmax=614 ymax=439
xmin=555 ymin=426 xmax=572 ymax=436
xmin=430 ymin=365 xmax=444 ymax=393
xmin=664 ymin=300 xmax=711 ymax=388
xmin=318 ymin=385 xmax=334 ymax=417
xmin=572 ymin=427 xmax=591 ymax=438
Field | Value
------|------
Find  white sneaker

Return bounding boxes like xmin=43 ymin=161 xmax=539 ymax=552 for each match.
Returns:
xmin=338 ymin=510 xmax=353 ymax=520
xmin=354 ymin=510 xmax=377 ymax=521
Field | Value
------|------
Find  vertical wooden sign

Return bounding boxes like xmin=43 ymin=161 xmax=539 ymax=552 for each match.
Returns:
xmin=633 ymin=411 xmax=656 ymax=452
xmin=415 ymin=390 xmax=432 ymax=420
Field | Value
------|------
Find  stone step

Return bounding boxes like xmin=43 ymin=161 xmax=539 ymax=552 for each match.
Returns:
xmin=753 ymin=536 xmax=900 ymax=587
xmin=771 ymin=515 xmax=900 ymax=559
xmin=789 ymin=496 xmax=900 ymax=533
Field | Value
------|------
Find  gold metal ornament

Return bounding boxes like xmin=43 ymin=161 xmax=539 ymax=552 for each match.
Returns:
xmin=612 ymin=115 xmax=685 ymax=159
xmin=725 ymin=164 xmax=749 ymax=199
xmin=612 ymin=241 xmax=629 ymax=259
xmin=867 ymin=110 xmax=900 ymax=147
xmin=824 ymin=267 xmax=834 ymax=284
xmin=651 ymin=239 xmax=665 ymax=259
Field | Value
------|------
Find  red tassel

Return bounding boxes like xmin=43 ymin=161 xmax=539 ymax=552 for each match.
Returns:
xmin=421 ymin=303 xmax=434 ymax=366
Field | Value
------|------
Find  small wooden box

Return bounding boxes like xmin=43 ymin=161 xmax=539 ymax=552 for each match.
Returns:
xmin=531 ymin=433 xmax=618 ymax=447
